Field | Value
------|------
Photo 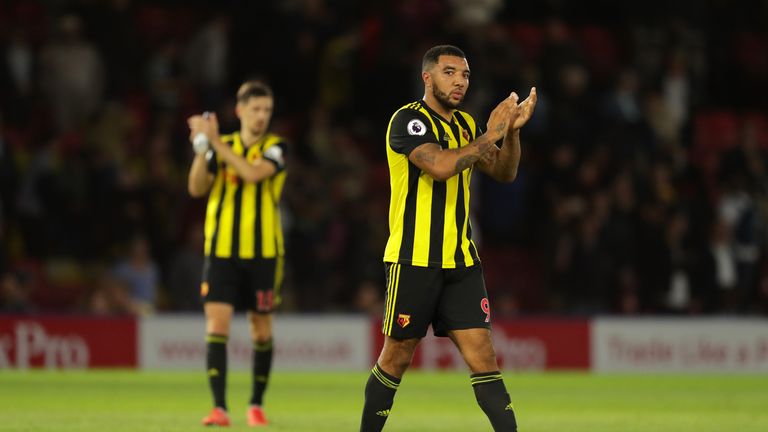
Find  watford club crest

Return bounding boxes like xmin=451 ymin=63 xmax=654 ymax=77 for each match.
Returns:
xmin=397 ymin=314 xmax=411 ymax=328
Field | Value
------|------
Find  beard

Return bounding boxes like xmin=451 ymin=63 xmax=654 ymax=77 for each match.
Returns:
xmin=432 ymin=85 xmax=463 ymax=111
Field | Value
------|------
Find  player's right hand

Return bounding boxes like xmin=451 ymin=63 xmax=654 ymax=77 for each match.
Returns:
xmin=486 ymin=92 xmax=519 ymax=141
xmin=187 ymin=112 xmax=217 ymax=142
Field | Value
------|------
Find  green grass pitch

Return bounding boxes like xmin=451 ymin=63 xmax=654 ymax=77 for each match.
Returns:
xmin=1 ymin=370 xmax=767 ymax=431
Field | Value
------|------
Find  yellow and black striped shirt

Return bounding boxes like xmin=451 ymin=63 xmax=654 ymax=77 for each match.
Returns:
xmin=204 ymin=132 xmax=288 ymax=259
xmin=383 ymin=100 xmax=481 ymax=268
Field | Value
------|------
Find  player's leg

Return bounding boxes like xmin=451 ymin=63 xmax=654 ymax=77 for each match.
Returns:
xmin=201 ymin=257 xmax=238 ymax=426
xmin=449 ymin=328 xmax=517 ymax=431
xmin=377 ymin=335 xmax=419 ymax=377
xmin=360 ymin=263 xmax=440 ymax=432
xmin=448 ymin=328 xmax=497 ymax=373
xmin=245 ymin=257 xmax=280 ymax=426
xmin=361 ymin=336 xmax=419 ymax=432
xmin=439 ymin=265 xmax=518 ymax=431
xmin=246 ymin=311 xmax=272 ymax=426
xmin=203 ymin=301 xmax=233 ymax=426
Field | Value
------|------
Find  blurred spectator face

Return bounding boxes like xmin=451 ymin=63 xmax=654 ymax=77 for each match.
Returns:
xmin=552 ymin=143 xmax=575 ymax=169
xmin=667 ymin=212 xmax=689 ymax=241
xmin=354 ymin=280 xmax=381 ymax=316
xmin=58 ymin=14 xmax=84 ymax=43
xmin=617 ymin=69 xmax=639 ymax=94
xmin=236 ymin=96 xmax=274 ymax=137
xmin=613 ymin=173 xmax=636 ymax=211
xmin=1 ymin=273 xmax=31 ymax=312
xmin=560 ymin=64 xmax=588 ymax=97
xmin=129 ymin=236 xmax=151 ymax=265
xmin=424 ymin=55 xmax=470 ymax=110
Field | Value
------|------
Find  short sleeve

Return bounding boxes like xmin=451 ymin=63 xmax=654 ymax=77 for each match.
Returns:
xmin=262 ymin=142 xmax=288 ymax=172
xmin=388 ymin=109 xmax=438 ymax=156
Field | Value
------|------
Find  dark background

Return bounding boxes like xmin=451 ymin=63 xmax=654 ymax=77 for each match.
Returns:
xmin=1 ymin=0 xmax=767 ymax=317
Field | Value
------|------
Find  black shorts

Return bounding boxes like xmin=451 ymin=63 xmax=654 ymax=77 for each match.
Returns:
xmin=201 ymin=256 xmax=284 ymax=313
xmin=382 ymin=262 xmax=491 ymax=339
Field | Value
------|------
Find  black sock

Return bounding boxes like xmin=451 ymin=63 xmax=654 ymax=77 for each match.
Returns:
xmin=360 ymin=363 xmax=401 ymax=432
xmin=471 ymin=371 xmax=517 ymax=432
xmin=206 ymin=334 xmax=228 ymax=411
xmin=250 ymin=338 xmax=273 ymax=406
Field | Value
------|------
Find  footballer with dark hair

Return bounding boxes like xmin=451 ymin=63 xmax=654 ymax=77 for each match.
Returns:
xmin=359 ymin=45 xmax=537 ymax=432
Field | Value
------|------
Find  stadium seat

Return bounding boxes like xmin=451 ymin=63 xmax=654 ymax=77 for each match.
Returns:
xmin=508 ymin=23 xmax=544 ymax=62
xmin=733 ymin=31 xmax=768 ymax=75
xmin=690 ymin=110 xmax=741 ymax=180
xmin=694 ymin=111 xmax=741 ymax=153
xmin=743 ymin=112 xmax=768 ymax=149
xmin=576 ymin=25 xmax=619 ymax=83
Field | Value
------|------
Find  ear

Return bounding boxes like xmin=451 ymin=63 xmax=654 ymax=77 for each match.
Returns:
xmin=234 ymin=103 xmax=242 ymax=120
xmin=422 ymin=71 xmax=431 ymax=88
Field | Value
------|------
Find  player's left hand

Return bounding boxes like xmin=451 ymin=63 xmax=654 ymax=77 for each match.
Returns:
xmin=510 ymin=87 xmax=537 ymax=131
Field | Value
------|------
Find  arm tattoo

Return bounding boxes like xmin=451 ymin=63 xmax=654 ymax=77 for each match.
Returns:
xmin=494 ymin=121 xmax=507 ymax=137
xmin=480 ymin=147 xmax=497 ymax=165
xmin=455 ymin=154 xmax=480 ymax=172
xmin=414 ymin=148 xmax=437 ymax=166
xmin=455 ymin=136 xmax=494 ymax=173
xmin=475 ymin=138 xmax=493 ymax=155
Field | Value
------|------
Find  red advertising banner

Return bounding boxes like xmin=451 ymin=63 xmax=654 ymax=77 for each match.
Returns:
xmin=372 ymin=319 xmax=590 ymax=370
xmin=0 ymin=316 xmax=137 ymax=368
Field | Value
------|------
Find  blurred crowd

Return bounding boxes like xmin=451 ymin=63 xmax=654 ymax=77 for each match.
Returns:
xmin=1 ymin=0 xmax=768 ymax=317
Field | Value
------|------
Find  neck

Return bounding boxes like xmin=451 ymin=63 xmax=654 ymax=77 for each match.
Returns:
xmin=240 ymin=129 xmax=265 ymax=147
xmin=423 ymin=93 xmax=454 ymax=121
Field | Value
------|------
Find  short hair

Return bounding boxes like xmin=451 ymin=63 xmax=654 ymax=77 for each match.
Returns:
xmin=237 ymin=80 xmax=273 ymax=103
xmin=422 ymin=45 xmax=466 ymax=72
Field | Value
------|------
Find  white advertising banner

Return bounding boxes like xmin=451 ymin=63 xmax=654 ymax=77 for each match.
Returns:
xmin=592 ymin=318 xmax=768 ymax=373
xmin=139 ymin=314 xmax=370 ymax=370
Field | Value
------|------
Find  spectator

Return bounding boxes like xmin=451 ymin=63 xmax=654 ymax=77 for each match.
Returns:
xmin=0 ymin=0 xmax=766 ymax=316
xmin=87 ymin=269 xmax=141 ymax=316
xmin=166 ymin=225 xmax=204 ymax=311
xmin=38 ymin=14 xmax=105 ymax=132
xmin=0 ymin=272 xmax=33 ymax=313
xmin=112 ymin=234 xmax=159 ymax=315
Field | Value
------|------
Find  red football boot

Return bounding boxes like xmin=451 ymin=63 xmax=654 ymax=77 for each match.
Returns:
xmin=202 ymin=407 xmax=230 ymax=427
xmin=247 ymin=406 xmax=268 ymax=427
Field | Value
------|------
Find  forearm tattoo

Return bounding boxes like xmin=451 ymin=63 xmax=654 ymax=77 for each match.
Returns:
xmin=455 ymin=154 xmax=479 ymax=172
xmin=455 ymin=136 xmax=493 ymax=173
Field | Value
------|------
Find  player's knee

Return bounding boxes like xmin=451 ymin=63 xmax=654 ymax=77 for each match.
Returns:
xmin=381 ymin=349 xmax=412 ymax=372
xmin=379 ymin=339 xmax=418 ymax=376
xmin=253 ymin=334 xmax=272 ymax=344
xmin=391 ymin=351 xmax=413 ymax=373
xmin=206 ymin=320 xmax=231 ymax=336
xmin=248 ymin=314 xmax=272 ymax=340
xmin=464 ymin=349 xmax=498 ymax=372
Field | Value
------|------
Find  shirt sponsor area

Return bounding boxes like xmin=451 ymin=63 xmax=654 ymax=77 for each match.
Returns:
xmin=0 ymin=316 xmax=137 ymax=369
xmin=371 ymin=319 xmax=590 ymax=370
xmin=139 ymin=314 xmax=370 ymax=370
xmin=592 ymin=318 xmax=768 ymax=373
